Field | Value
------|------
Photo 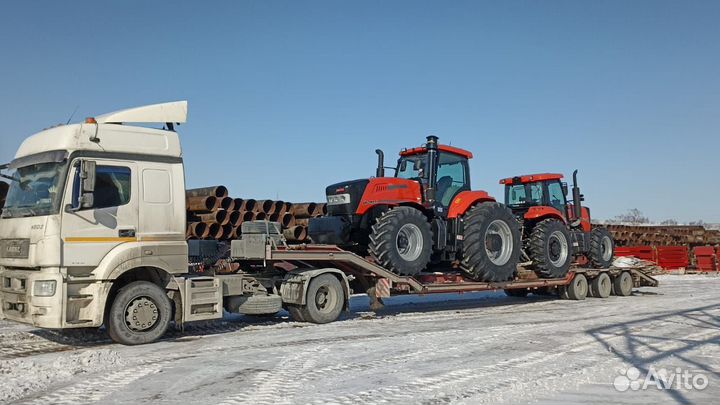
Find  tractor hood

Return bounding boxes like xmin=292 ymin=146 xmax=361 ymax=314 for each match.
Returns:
xmin=325 ymin=179 xmax=370 ymax=216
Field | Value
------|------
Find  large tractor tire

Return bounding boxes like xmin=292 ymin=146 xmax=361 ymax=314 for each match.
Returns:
xmin=589 ymin=227 xmax=614 ymax=268
xmin=106 ymin=281 xmax=172 ymax=345
xmin=369 ymin=206 xmax=433 ymax=276
xmin=461 ymin=202 xmax=521 ymax=282
xmin=528 ymin=219 xmax=573 ymax=279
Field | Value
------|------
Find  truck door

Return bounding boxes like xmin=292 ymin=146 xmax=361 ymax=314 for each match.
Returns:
xmin=61 ymin=159 xmax=139 ymax=267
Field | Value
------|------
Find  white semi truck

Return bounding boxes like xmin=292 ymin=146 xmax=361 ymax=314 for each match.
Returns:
xmin=0 ymin=101 xmax=657 ymax=345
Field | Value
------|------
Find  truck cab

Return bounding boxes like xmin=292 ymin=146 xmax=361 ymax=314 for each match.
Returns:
xmin=0 ymin=102 xmax=189 ymax=330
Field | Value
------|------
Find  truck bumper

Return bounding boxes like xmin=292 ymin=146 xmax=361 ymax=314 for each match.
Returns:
xmin=0 ymin=268 xmax=65 ymax=328
xmin=308 ymin=216 xmax=352 ymax=245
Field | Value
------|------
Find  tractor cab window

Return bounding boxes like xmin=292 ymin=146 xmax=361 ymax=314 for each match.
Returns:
xmin=506 ymin=184 xmax=527 ymax=207
xmin=396 ymin=156 xmax=425 ymax=180
xmin=547 ymin=181 xmax=566 ymax=212
xmin=436 ymin=153 xmax=468 ymax=206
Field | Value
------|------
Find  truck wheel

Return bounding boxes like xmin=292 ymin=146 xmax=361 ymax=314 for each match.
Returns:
xmin=612 ymin=271 xmax=633 ymax=296
xmin=461 ymin=202 xmax=520 ymax=282
xmin=504 ymin=289 xmax=528 ymax=297
xmin=369 ymin=206 xmax=433 ymax=276
xmin=298 ymin=274 xmax=345 ymax=324
xmin=589 ymin=227 xmax=614 ymax=268
xmin=106 ymin=281 xmax=172 ymax=345
xmin=563 ymin=274 xmax=588 ymax=300
xmin=528 ymin=219 xmax=573 ymax=279
xmin=589 ymin=273 xmax=612 ymax=298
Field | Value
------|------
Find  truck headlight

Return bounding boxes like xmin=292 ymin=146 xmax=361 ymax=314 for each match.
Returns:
xmin=33 ymin=280 xmax=56 ymax=297
xmin=327 ymin=193 xmax=351 ymax=206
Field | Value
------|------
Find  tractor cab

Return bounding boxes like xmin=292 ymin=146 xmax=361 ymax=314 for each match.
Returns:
xmin=392 ymin=139 xmax=472 ymax=211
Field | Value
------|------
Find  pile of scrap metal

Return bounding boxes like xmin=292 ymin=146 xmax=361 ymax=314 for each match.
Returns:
xmin=185 ymin=185 xmax=326 ymax=243
xmin=606 ymin=224 xmax=720 ymax=247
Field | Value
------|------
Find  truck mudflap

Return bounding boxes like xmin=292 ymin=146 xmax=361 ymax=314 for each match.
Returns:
xmin=280 ymin=268 xmax=352 ymax=310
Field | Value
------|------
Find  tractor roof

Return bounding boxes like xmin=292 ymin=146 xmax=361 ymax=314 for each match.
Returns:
xmin=400 ymin=144 xmax=473 ymax=159
xmin=499 ymin=173 xmax=564 ymax=185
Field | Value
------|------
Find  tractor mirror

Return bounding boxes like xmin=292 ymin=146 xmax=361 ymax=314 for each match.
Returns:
xmin=561 ymin=182 xmax=568 ymax=196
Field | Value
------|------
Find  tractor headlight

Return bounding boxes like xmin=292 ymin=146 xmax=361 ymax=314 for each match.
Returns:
xmin=33 ymin=280 xmax=56 ymax=297
xmin=327 ymin=193 xmax=351 ymax=206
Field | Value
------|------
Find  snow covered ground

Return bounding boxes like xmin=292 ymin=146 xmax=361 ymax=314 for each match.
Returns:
xmin=1 ymin=274 xmax=718 ymax=404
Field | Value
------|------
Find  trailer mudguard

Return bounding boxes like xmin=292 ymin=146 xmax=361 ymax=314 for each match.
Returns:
xmin=281 ymin=268 xmax=351 ymax=310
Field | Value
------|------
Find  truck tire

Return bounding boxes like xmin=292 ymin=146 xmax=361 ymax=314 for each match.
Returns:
xmin=528 ymin=219 xmax=572 ymax=279
xmin=504 ymin=288 xmax=528 ymax=297
xmin=562 ymin=274 xmax=588 ymax=300
xmin=106 ymin=281 xmax=172 ymax=345
xmin=225 ymin=294 xmax=283 ymax=316
xmin=369 ymin=206 xmax=433 ymax=276
xmin=298 ymin=274 xmax=345 ymax=324
xmin=589 ymin=272 xmax=612 ymax=298
xmin=612 ymin=271 xmax=633 ymax=296
xmin=589 ymin=227 xmax=614 ymax=268
xmin=461 ymin=202 xmax=520 ymax=282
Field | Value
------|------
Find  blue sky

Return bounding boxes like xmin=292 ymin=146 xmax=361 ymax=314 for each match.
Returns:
xmin=0 ymin=1 xmax=718 ymax=222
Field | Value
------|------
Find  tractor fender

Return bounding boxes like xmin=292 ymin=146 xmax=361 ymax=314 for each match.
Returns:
xmin=280 ymin=268 xmax=352 ymax=310
xmin=524 ymin=206 xmax=567 ymax=223
xmin=447 ymin=191 xmax=496 ymax=218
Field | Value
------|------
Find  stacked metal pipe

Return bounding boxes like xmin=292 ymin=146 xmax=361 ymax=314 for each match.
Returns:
xmin=185 ymin=185 xmax=327 ymax=243
xmin=606 ymin=224 xmax=720 ymax=247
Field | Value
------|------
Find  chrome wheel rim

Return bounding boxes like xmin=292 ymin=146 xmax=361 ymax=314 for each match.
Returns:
xmin=548 ymin=230 xmax=569 ymax=267
xmin=396 ymin=223 xmax=424 ymax=261
xmin=485 ymin=220 xmax=513 ymax=266
xmin=125 ymin=296 xmax=159 ymax=332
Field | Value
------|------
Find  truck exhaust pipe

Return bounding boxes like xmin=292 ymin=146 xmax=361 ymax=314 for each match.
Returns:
xmin=375 ymin=149 xmax=385 ymax=177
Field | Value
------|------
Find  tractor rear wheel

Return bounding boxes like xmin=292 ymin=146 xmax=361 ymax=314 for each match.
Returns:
xmin=369 ymin=206 xmax=433 ymax=276
xmin=528 ymin=219 xmax=573 ymax=279
xmin=461 ymin=202 xmax=520 ymax=282
xmin=589 ymin=227 xmax=614 ymax=268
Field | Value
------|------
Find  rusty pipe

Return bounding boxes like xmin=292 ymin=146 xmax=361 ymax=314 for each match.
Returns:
xmin=186 ymin=186 xmax=228 ymax=198
xmin=281 ymin=212 xmax=295 ymax=228
xmin=215 ymin=197 xmax=234 ymax=211
xmin=233 ymin=198 xmax=244 ymax=211
xmin=291 ymin=202 xmax=317 ymax=218
xmin=239 ymin=211 xmax=255 ymax=224
xmin=242 ymin=199 xmax=257 ymax=212
xmin=196 ymin=209 xmax=228 ymax=224
xmin=188 ymin=222 xmax=209 ymax=238
xmin=222 ymin=224 xmax=234 ymax=240
xmin=283 ymin=226 xmax=308 ymax=242
xmin=229 ymin=210 xmax=241 ymax=226
xmin=294 ymin=218 xmax=309 ymax=227
xmin=272 ymin=200 xmax=285 ymax=215
xmin=253 ymin=212 xmax=267 ymax=221
xmin=205 ymin=222 xmax=223 ymax=240
xmin=255 ymin=200 xmax=276 ymax=214
xmin=268 ymin=213 xmax=280 ymax=222
xmin=187 ymin=196 xmax=217 ymax=212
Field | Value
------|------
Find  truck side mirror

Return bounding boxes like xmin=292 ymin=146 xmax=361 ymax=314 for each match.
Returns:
xmin=561 ymin=182 xmax=568 ymax=196
xmin=67 ymin=160 xmax=96 ymax=212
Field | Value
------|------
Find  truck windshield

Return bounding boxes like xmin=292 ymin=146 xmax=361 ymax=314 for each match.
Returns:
xmin=1 ymin=161 xmax=67 ymax=218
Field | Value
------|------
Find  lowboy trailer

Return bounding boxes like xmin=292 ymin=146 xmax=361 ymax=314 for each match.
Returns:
xmin=0 ymin=101 xmax=658 ymax=345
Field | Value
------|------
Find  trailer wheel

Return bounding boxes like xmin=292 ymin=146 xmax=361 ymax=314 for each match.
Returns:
xmin=461 ymin=202 xmax=521 ymax=282
xmin=528 ymin=219 xmax=573 ymax=279
xmin=504 ymin=289 xmax=529 ymax=297
xmin=563 ymin=274 xmax=588 ymax=300
xmin=589 ymin=227 xmax=614 ymax=268
xmin=589 ymin=273 xmax=612 ymax=298
xmin=298 ymin=274 xmax=345 ymax=324
xmin=612 ymin=271 xmax=633 ymax=296
xmin=369 ymin=206 xmax=433 ymax=276
xmin=106 ymin=281 xmax=172 ymax=345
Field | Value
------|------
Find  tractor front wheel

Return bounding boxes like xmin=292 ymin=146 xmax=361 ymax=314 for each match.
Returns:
xmin=528 ymin=219 xmax=573 ymax=279
xmin=461 ymin=202 xmax=521 ymax=282
xmin=589 ymin=227 xmax=614 ymax=268
xmin=369 ymin=206 xmax=433 ymax=276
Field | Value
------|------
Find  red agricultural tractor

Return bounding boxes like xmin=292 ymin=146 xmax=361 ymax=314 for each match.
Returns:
xmin=499 ymin=171 xmax=615 ymax=279
xmin=309 ymin=136 xmax=521 ymax=282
